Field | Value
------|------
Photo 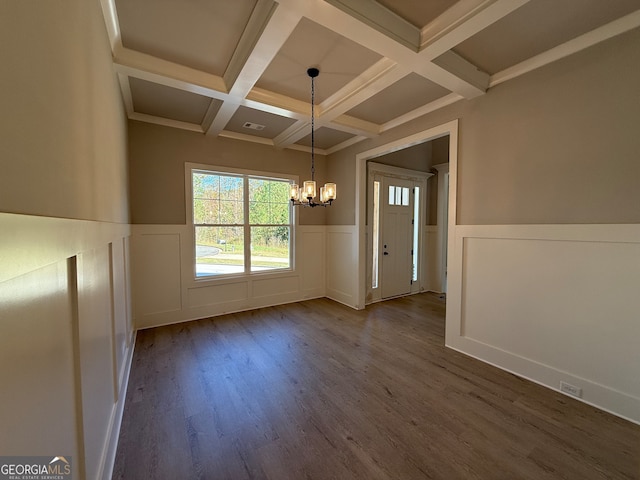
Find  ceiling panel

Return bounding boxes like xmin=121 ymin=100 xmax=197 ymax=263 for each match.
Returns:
xmin=296 ymin=127 xmax=356 ymax=150
xmin=346 ymin=73 xmax=451 ymax=124
xmin=129 ymin=77 xmax=214 ymax=124
xmin=256 ymin=18 xmax=383 ymax=104
xmin=453 ymin=0 xmax=640 ymax=74
xmin=116 ymin=0 xmax=258 ymax=75
xmin=226 ymin=106 xmax=298 ymax=139
xmin=375 ymin=0 xmax=459 ymax=29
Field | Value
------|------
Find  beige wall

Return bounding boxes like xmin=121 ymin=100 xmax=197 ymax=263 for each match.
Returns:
xmin=128 ymin=121 xmax=328 ymax=225
xmin=1 ymin=1 xmax=132 ymax=478
xmin=327 ymin=27 xmax=640 ymax=226
xmin=0 ymin=0 xmax=128 ymax=222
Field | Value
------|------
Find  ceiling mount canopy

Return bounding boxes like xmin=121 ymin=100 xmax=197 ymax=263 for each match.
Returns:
xmin=290 ymin=67 xmax=336 ymax=208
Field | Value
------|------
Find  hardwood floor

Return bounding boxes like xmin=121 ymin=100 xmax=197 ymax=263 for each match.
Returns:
xmin=113 ymin=293 xmax=639 ymax=479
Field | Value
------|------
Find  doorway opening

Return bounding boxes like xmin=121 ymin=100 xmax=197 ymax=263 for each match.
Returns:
xmin=367 ymin=163 xmax=432 ymax=303
xmin=355 ymin=120 xmax=458 ymax=310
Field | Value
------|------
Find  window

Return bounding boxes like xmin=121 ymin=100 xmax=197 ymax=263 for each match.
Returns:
xmin=388 ymin=185 xmax=410 ymax=206
xmin=191 ymin=167 xmax=293 ymax=277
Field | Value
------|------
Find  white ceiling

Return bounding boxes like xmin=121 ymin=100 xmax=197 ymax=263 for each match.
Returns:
xmin=101 ymin=0 xmax=640 ymax=154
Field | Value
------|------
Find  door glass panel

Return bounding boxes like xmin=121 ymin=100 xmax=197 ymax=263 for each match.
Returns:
xmin=412 ymin=187 xmax=419 ymax=282
xmin=372 ymin=181 xmax=380 ymax=289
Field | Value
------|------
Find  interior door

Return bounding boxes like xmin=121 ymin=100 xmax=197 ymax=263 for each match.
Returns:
xmin=381 ymin=177 xmax=414 ymax=298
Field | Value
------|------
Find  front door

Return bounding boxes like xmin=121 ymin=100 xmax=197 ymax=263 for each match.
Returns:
xmin=381 ymin=177 xmax=414 ymax=298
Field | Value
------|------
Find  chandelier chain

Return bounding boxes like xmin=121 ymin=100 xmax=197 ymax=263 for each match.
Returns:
xmin=310 ymin=73 xmax=315 ymax=181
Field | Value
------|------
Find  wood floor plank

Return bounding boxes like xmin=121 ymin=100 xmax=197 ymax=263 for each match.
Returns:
xmin=113 ymin=293 xmax=640 ymax=479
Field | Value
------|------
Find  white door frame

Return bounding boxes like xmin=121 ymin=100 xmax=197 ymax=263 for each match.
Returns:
xmin=355 ymin=119 xmax=459 ymax=310
xmin=432 ymin=162 xmax=450 ymax=293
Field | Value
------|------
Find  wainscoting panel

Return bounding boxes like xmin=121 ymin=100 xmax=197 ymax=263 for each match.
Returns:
xmin=111 ymin=238 xmax=130 ymax=393
xmin=0 ymin=261 xmax=78 ymax=467
xmin=77 ymin=246 xmax=117 ymax=480
xmin=187 ymin=281 xmax=249 ymax=308
xmin=252 ymin=275 xmax=298 ymax=298
xmin=299 ymin=226 xmax=325 ymax=298
xmin=446 ymin=224 xmax=640 ymax=424
xmin=0 ymin=212 xmax=133 ymax=480
xmin=326 ymin=226 xmax=358 ymax=308
xmin=131 ymin=232 xmax=182 ymax=317
xmin=131 ymin=225 xmax=329 ymax=329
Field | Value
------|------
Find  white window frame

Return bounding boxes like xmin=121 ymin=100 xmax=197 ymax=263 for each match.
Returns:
xmin=186 ymin=162 xmax=297 ymax=281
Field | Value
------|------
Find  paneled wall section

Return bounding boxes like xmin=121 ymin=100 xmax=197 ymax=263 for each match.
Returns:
xmin=131 ymin=225 xmax=327 ymax=328
xmin=0 ymin=213 xmax=134 ymax=479
xmin=445 ymin=224 xmax=640 ymax=424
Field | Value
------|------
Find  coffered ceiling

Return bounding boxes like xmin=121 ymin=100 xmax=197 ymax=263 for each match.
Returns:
xmin=100 ymin=0 xmax=640 ymax=154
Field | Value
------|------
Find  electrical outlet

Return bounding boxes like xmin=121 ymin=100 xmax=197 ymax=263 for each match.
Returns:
xmin=560 ymin=381 xmax=582 ymax=398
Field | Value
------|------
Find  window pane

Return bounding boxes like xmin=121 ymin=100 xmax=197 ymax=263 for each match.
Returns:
xmin=249 ymin=178 xmax=290 ymax=224
xmin=195 ymin=226 xmax=244 ymax=276
xmin=193 ymin=172 xmax=243 ymax=224
xmin=250 ymin=226 xmax=290 ymax=271
xmin=388 ymin=186 xmax=395 ymax=205
xmin=395 ymin=186 xmax=402 ymax=205
xmin=402 ymin=187 xmax=410 ymax=206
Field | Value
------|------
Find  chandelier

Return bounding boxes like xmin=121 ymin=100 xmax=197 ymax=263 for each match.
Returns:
xmin=290 ymin=68 xmax=336 ymax=207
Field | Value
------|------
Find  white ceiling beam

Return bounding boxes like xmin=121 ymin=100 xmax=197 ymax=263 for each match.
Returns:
xmin=99 ymin=0 xmax=123 ymax=52
xmin=430 ymin=50 xmax=489 ymax=94
xmin=276 ymin=0 xmax=427 ymax=66
xmin=273 ymin=120 xmax=310 ymax=147
xmin=324 ymin=0 xmax=420 ymax=50
xmin=284 ymin=143 xmax=330 ymax=155
xmin=206 ymin=4 xmax=303 ymax=136
xmin=380 ymin=93 xmax=463 ymax=133
xmin=419 ymin=0 xmax=526 ymax=56
xmin=328 ymin=114 xmax=379 ymax=137
xmin=233 ymin=57 xmax=397 ymax=147
xmin=206 ymin=103 xmax=242 ymax=138
xmin=116 ymin=73 xmax=134 ymax=116
xmin=244 ymin=87 xmax=308 ymax=119
xmin=201 ymin=100 xmax=221 ymax=132
xmin=270 ymin=57 xmax=401 ymax=147
xmin=318 ymin=58 xmax=410 ymax=123
xmin=219 ymin=130 xmax=276 ymax=147
xmin=129 ymin=112 xmax=204 ymax=133
xmin=413 ymin=0 xmax=529 ymax=97
xmin=223 ymin=0 xmax=279 ymax=89
xmin=325 ymin=135 xmax=367 ymax=155
xmin=114 ymin=47 xmax=229 ymax=99
xmin=275 ymin=0 xmax=491 ymax=98
xmin=490 ymin=8 xmax=640 ymax=87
